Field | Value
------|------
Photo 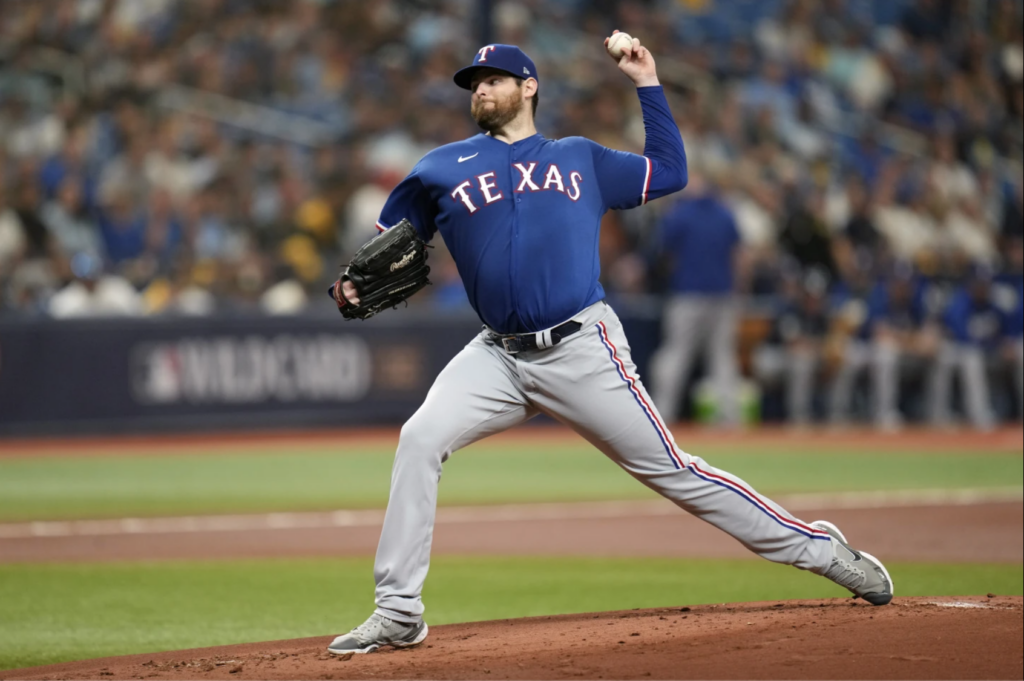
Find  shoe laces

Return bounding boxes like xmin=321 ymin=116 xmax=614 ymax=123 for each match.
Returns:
xmin=824 ymin=556 xmax=866 ymax=590
xmin=350 ymin=613 xmax=388 ymax=644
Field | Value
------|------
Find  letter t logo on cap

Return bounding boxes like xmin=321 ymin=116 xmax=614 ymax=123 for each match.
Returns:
xmin=477 ymin=45 xmax=497 ymax=62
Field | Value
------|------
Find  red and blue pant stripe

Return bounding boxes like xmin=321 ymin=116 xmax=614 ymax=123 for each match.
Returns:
xmin=595 ymin=321 xmax=830 ymax=541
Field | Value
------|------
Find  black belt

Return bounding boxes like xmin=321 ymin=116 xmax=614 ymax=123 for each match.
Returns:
xmin=490 ymin=320 xmax=583 ymax=354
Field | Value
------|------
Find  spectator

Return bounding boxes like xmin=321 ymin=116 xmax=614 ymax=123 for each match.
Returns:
xmin=97 ymin=190 xmax=148 ymax=265
xmin=10 ymin=181 xmax=52 ymax=261
xmin=780 ymin=95 xmax=830 ymax=160
xmin=40 ymin=177 xmax=104 ymax=259
xmin=873 ymin=180 xmax=941 ymax=265
xmin=929 ymin=133 xmax=979 ymax=204
xmin=833 ymin=177 xmax=886 ymax=281
xmin=846 ymin=132 xmax=888 ymax=189
xmin=97 ymin=136 xmax=152 ymax=208
xmin=778 ymin=189 xmax=837 ymax=281
xmin=144 ymin=124 xmax=197 ymax=201
xmin=1003 ymin=176 xmax=1023 ymax=241
xmin=650 ymin=173 xmax=744 ymax=425
xmin=38 ymin=126 xmax=94 ymax=200
xmin=901 ymin=0 xmax=949 ymax=44
xmin=343 ymin=169 xmax=400 ymax=257
xmin=823 ymin=26 xmax=894 ymax=113
xmin=260 ymin=263 xmax=309 ymax=316
xmin=0 ymin=189 xmax=26 ymax=271
xmin=145 ymin=189 xmax=184 ymax=268
xmin=141 ymin=256 xmax=217 ymax=317
xmin=942 ymin=196 xmax=997 ymax=267
xmin=49 ymin=252 xmax=143 ymax=318
xmin=738 ymin=60 xmax=796 ymax=133
xmin=191 ymin=185 xmax=246 ymax=262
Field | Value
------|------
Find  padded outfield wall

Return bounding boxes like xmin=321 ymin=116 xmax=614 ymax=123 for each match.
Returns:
xmin=0 ymin=307 xmax=661 ymax=437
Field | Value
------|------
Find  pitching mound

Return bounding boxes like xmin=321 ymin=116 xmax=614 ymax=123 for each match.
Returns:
xmin=4 ymin=597 xmax=1020 ymax=680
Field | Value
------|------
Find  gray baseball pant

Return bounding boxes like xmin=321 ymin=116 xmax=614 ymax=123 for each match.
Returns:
xmin=928 ymin=342 xmax=996 ymax=430
xmin=829 ymin=340 xmax=926 ymax=428
xmin=650 ymin=294 xmax=741 ymax=425
xmin=784 ymin=347 xmax=819 ymax=425
xmin=373 ymin=301 xmax=833 ymax=623
xmin=828 ymin=340 xmax=870 ymax=424
xmin=752 ymin=345 xmax=819 ymax=424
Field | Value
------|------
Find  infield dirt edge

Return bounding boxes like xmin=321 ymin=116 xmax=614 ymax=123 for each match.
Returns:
xmin=4 ymin=596 xmax=1020 ymax=680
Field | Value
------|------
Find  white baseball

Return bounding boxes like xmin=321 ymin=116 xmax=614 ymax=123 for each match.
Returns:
xmin=606 ymin=32 xmax=633 ymax=59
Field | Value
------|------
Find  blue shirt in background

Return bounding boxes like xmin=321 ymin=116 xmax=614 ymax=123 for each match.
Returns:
xmin=98 ymin=209 xmax=147 ymax=264
xmin=860 ymin=279 xmax=928 ymax=340
xmin=943 ymin=288 xmax=1010 ymax=349
xmin=659 ymin=195 xmax=739 ymax=295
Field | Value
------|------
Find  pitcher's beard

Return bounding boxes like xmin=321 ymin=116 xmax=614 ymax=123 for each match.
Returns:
xmin=472 ymin=92 xmax=524 ymax=133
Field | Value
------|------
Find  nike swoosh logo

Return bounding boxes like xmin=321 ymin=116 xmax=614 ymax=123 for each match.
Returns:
xmin=458 ymin=153 xmax=479 ymax=163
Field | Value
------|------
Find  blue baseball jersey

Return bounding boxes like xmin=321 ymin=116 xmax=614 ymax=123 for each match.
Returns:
xmin=860 ymin=276 xmax=933 ymax=339
xmin=375 ymin=86 xmax=687 ymax=333
xmin=859 ymin=279 xmax=929 ymax=340
xmin=659 ymin=194 xmax=740 ymax=295
xmin=942 ymin=287 xmax=1011 ymax=349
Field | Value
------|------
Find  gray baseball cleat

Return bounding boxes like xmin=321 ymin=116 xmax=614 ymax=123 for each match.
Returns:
xmin=812 ymin=520 xmax=894 ymax=606
xmin=328 ymin=613 xmax=428 ymax=655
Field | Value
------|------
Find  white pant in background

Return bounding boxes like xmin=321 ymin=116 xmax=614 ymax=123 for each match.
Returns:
xmin=929 ymin=342 xmax=996 ymax=430
xmin=650 ymin=294 xmax=740 ymax=424
xmin=829 ymin=340 xmax=935 ymax=429
xmin=752 ymin=345 xmax=819 ymax=425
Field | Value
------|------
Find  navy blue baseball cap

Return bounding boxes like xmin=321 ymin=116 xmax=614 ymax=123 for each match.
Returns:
xmin=454 ymin=44 xmax=538 ymax=90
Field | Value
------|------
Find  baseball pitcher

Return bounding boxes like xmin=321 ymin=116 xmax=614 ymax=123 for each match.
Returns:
xmin=327 ymin=34 xmax=893 ymax=655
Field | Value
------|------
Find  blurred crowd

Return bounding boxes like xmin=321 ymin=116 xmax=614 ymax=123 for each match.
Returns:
xmin=0 ymin=0 xmax=1022 ymax=426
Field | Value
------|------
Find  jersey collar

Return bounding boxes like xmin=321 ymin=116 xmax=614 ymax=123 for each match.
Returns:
xmin=478 ymin=132 xmax=544 ymax=147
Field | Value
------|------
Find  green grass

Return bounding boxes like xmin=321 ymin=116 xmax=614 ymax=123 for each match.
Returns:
xmin=0 ymin=557 xmax=1019 ymax=671
xmin=1 ymin=444 xmax=1021 ymax=521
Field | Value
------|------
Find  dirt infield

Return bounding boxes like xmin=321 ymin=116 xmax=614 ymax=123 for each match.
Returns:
xmin=4 ymin=597 xmax=1019 ymax=680
xmin=1 ymin=425 xmax=1021 ymax=458
xmin=2 ymin=499 xmax=1020 ymax=564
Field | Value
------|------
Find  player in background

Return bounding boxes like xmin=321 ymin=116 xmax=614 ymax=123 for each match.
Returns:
xmin=995 ymin=237 xmax=1023 ymax=421
xmin=650 ymin=171 xmax=744 ymax=426
xmin=829 ymin=262 xmax=940 ymax=429
xmin=776 ymin=269 xmax=831 ymax=426
xmin=931 ymin=265 xmax=1013 ymax=430
xmin=752 ymin=267 xmax=838 ymax=425
xmin=327 ymin=34 xmax=893 ymax=656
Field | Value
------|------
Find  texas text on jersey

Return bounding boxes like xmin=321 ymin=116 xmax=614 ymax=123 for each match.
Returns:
xmin=375 ymin=91 xmax=685 ymax=334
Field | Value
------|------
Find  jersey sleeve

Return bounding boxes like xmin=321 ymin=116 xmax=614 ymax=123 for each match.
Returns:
xmin=377 ymin=163 xmax=438 ymax=242
xmin=587 ymin=86 xmax=688 ymax=211
xmin=587 ymin=142 xmax=652 ymax=210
